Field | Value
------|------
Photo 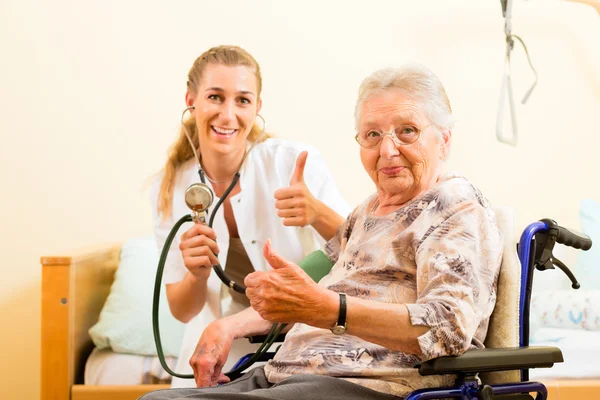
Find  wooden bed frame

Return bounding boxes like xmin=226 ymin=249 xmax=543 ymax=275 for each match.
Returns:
xmin=41 ymin=243 xmax=169 ymax=400
xmin=40 ymin=243 xmax=600 ymax=400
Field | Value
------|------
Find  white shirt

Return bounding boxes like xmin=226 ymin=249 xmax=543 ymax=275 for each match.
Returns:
xmin=150 ymin=138 xmax=351 ymax=388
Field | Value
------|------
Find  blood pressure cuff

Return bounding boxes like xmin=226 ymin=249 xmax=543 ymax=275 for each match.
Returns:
xmin=298 ymin=250 xmax=334 ymax=283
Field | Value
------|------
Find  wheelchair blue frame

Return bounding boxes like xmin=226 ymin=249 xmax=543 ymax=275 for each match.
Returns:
xmin=518 ymin=221 xmax=548 ymax=347
xmin=233 ymin=220 xmax=580 ymax=399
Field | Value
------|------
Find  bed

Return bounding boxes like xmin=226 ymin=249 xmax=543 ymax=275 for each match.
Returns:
xmin=40 ymin=243 xmax=170 ymax=400
xmin=530 ymin=328 xmax=600 ymax=397
xmin=41 ymin=242 xmax=600 ymax=400
xmin=528 ymin=309 xmax=600 ymax=398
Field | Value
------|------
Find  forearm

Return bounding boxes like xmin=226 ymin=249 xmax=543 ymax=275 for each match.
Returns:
xmin=220 ymin=306 xmax=284 ymax=339
xmin=347 ymin=297 xmax=429 ymax=355
xmin=310 ymin=201 xmax=346 ymax=241
xmin=315 ymin=291 xmax=429 ymax=356
xmin=165 ymin=272 xmax=208 ymax=323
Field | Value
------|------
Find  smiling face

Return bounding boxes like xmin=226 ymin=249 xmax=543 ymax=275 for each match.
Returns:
xmin=358 ymin=89 xmax=451 ymax=205
xmin=185 ymin=63 xmax=262 ymax=157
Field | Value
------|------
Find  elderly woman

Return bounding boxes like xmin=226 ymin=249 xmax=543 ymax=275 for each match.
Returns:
xmin=141 ymin=64 xmax=503 ymax=400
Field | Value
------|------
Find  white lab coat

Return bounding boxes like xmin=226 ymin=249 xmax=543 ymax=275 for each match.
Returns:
xmin=150 ymin=138 xmax=352 ymax=388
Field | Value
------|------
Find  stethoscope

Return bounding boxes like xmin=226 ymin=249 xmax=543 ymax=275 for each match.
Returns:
xmin=180 ymin=104 xmax=266 ymax=293
xmin=152 ymin=106 xmax=285 ymax=381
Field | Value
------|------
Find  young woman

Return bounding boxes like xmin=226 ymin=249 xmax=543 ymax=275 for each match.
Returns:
xmin=150 ymin=45 xmax=351 ymax=388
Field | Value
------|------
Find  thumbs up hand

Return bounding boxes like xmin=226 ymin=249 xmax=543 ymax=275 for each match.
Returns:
xmin=274 ymin=151 xmax=319 ymax=228
xmin=290 ymin=150 xmax=308 ymax=185
xmin=243 ymin=239 xmax=337 ymax=326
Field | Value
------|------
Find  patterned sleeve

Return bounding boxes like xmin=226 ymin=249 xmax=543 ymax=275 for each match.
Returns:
xmin=405 ymin=199 xmax=502 ymax=361
xmin=323 ymin=207 xmax=359 ymax=264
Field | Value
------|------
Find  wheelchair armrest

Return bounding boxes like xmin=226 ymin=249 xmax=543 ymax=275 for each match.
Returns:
xmin=246 ymin=334 xmax=287 ymax=344
xmin=417 ymin=346 xmax=563 ymax=376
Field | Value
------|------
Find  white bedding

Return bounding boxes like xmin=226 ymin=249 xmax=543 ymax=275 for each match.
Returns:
xmin=529 ymin=328 xmax=600 ymax=380
xmin=84 ymin=347 xmax=177 ymax=385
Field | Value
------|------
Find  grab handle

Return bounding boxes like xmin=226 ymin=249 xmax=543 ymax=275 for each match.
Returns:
xmin=556 ymin=226 xmax=592 ymax=251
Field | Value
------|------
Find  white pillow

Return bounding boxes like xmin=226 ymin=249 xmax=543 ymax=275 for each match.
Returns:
xmin=530 ymin=289 xmax=600 ymax=332
xmin=89 ymin=236 xmax=185 ymax=357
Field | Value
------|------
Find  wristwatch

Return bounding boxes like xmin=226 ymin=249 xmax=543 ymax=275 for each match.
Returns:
xmin=330 ymin=293 xmax=347 ymax=335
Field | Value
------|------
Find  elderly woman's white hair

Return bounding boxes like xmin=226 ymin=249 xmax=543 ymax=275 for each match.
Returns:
xmin=354 ymin=64 xmax=455 ymax=133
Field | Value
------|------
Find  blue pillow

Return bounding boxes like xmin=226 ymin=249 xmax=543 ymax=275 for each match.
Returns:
xmin=575 ymin=199 xmax=600 ymax=290
xmin=89 ymin=236 xmax=185 ymax=356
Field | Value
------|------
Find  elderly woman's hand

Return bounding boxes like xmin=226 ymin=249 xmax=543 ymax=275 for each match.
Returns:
xmin=244 ymin=239 xmax=338 ymax=327
xmin=189 ymin=319 xmax=233 ymax=388
xmin=274 ymin=151 xmax=320 ymax=228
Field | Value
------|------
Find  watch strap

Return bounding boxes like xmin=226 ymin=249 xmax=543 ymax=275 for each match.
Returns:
xmin=338 ymin=293 xmax=347 ymax=327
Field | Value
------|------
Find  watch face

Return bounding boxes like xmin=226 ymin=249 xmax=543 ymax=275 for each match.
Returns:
xmin=331 ymin=325 xmax=346 ymax=335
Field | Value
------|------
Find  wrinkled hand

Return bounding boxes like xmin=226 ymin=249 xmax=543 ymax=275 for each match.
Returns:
xmin=274 ymin=151 xmax=319 ymax=228
xmin=244 ymin=240 xmax=336 ymax=326
xmin=180 ymin=223 xmax=220 ymax=281
xmin=189 ymin=320 xmax=233 ymax=387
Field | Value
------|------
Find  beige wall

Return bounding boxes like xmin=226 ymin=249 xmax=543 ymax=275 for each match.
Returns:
xmin=1 ymin=0 xmax=598 ymax=398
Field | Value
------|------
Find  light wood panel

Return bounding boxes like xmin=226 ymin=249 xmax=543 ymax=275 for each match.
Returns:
xmin=544 ymin=379 xmax=600 ymax=399
xmin=41 ymin=244 xmax=121 ymax=400
xmin=71 ymin=384 xmax=171 ymax=400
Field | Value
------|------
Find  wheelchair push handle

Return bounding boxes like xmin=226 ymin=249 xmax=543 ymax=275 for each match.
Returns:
xmin=539 ymin=218 xmax=592 ymax=251
xmin=556 ymin=225 xmax=592 ymax=251
xmin=531 ymin=218 xmax=592 ymax=290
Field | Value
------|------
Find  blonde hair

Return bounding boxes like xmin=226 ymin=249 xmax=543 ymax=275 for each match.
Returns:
xmin=354 ymin=64 xmax=454 ymax=133
xmin=158 ymin=45 xmax=270 ymax=219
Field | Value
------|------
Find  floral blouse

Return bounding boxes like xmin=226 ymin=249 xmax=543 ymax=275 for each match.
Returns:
xmin=264 ymin=172 xmax=504 ymax=396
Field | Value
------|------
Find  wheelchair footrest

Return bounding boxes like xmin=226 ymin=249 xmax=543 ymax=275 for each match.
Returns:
xmin=417 ymin=346 xmax=563 ymax=376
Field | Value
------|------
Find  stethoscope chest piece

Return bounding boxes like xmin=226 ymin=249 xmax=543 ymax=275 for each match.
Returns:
xmin=185 ymin=183 xmax=214 ymax=223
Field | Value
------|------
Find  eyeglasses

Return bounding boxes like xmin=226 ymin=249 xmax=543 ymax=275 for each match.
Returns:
xmin=354 ymin=124 xmax=433 ymax=148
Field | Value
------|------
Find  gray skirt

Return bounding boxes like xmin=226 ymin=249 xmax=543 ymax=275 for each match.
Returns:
xmin=139 ymin=367 xmax=402 ymax=400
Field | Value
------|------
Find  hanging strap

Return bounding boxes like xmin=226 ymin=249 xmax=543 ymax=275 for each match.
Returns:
xmin=496 ymin=0 xmax=538 ymax=146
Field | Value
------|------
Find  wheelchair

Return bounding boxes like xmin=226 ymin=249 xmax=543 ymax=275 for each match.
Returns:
xmin=232 ymin=210 xmax=593 ymax=400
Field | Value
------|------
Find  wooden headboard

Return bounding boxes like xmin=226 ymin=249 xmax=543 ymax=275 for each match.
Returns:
xmin=41 ymin=243 xmax=121 ymax=399
xmin=41 ymin=244 xmax=171 ymax=400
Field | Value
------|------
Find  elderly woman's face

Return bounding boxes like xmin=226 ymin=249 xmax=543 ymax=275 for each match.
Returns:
xmin=359 ymin=89 xmax=450 ymax=202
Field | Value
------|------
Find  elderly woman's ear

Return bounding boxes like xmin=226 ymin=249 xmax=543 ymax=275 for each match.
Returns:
xmin=439 ymin=129 xmax=452 ymax=160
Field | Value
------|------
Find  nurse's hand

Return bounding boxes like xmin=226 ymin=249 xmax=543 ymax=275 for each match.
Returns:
xmin=244 ymin=239 xmax=338 ymax=328
xmin=189 ymin=319 xmax=233 ymax=387
xmin=274 ymin=151 xmax=319 ymax=227
xmin=180 ymin=224 xmax=220 ymax=281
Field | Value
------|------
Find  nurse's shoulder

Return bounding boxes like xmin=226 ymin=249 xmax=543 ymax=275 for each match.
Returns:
xmin=247 ymin=138 xmax=324 ymax=175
